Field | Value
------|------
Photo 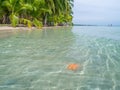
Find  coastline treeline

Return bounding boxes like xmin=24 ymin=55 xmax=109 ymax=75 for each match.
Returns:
xmin=0 ymin=0 xmax=73 ymax=28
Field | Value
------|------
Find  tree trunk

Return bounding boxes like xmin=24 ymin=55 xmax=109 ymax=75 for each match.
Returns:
xmin=43 ymin=13 xmax=47 ymax=26
xmin=2 ymin=14 xmax=10 ymax=24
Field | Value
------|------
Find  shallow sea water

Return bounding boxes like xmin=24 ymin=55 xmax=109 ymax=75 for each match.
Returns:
xmin=0 ymin=26 xmax=120 ymax=90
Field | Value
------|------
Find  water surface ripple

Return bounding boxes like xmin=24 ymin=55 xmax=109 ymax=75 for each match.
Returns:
xmin=0 ymin=26 xmax=120 ymax=90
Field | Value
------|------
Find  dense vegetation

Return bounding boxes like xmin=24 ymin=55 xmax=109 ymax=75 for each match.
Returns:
xmin=0 ymin=0 xmax=74 ymax=28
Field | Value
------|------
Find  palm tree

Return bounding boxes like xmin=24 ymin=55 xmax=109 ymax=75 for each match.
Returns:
xmin=0 ymin=0 xmax=5 ymax=24
xmin=0 ymin=0 xmax=74 ymax=27
xmin=1 ymin=0 xmax=20 ymax=26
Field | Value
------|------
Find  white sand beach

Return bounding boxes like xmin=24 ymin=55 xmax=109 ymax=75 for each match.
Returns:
xmin=0 ymin=26 xmax=39 ymax=31
xmin=0 ymin=26 xmax=19 ymax=30
xmin=0 ymin=26 xmax=68 ymax=31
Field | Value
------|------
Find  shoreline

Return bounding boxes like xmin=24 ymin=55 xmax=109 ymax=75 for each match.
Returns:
xmin=0 ymin=26 xmax=70 ymax=31
xmin=0 ymin=26 xmax=41 ymax=31
xmin=0 ymin=26 xmax=19 ymax=30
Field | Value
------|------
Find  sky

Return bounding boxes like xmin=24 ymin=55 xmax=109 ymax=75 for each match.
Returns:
xmin=73 ymin=0 xmax=120 ymax=25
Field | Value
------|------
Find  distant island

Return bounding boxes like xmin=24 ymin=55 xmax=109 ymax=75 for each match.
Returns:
xmin=73 ymin=24 xmax=98 ymax=26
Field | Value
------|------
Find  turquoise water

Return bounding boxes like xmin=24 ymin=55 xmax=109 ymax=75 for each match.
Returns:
xmin=0 ymin=26 xmax=120 ymax=90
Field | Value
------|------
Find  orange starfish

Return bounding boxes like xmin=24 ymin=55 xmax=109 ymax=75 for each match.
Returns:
xmin=67 ymin=63 xmax=79 ymax=71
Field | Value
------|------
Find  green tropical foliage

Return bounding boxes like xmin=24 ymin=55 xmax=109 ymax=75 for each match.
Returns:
xmin=0 ymin=0 xmax=74 ymax=28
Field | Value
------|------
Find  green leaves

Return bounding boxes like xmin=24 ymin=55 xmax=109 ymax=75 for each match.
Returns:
xmin=20 ymin=3 xmax=33 ymax=11
xmin=20 ymin=18 xmax=32 ymax=28
xmin=2 ymin=0 xmax=12 ymax=11
xmin=10 ymin=14 xmax=19 ymax=27
xmin=33 ymin=18 xmax=42 ymax=28
xmin=0 ymin=0 xmax=74 ymax=27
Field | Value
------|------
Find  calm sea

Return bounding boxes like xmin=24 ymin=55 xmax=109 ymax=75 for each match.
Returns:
xmin=0 ymin=26 xmax=120 ymax=90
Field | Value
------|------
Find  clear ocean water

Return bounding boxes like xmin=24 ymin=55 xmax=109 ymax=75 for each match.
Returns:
xmin=0 ymin=26 xmax=120 ymax=90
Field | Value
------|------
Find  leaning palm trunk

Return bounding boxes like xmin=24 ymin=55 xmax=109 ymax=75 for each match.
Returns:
xmin=43 ymin=13 xmax=48 ymax=26
xmin=2 ymin=15 xmax=10 ymax=24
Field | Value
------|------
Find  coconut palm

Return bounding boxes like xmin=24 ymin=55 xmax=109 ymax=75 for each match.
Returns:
xmin=0 ymin=0 xmax=74 ymax=27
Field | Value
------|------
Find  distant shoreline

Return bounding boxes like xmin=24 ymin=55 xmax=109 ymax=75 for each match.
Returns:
xmin=73 ymin=24 xmax=120 ymax=27
xmin=0 ymin=24 xmax=120 ymax=31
